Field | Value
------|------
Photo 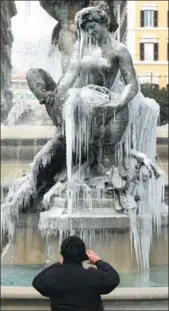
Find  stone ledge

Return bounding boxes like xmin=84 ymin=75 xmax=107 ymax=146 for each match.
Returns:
xmin=1 ymin=138 xmax=50 ymax=146
xmin=39 ymin=212 xmax=168 ymax=232
xmin=1 ymin=125 xmax=168 ymax=140
xmin=1 ymin=287 xmax=168 ymax=311
xmin=1 ymin=137 xmax=168 ymax=146
xmin=1 ymin=286 xmax=168 ymax=300
xmin=1 ymin=126 xmax=56 ymax=140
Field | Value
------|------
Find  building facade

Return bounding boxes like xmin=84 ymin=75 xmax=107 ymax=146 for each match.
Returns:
xmin=11 ymin=74 xmax=36 ymax=103
xmin=127 ymin=0 xmax=168 ymax=89
xmin=1 ymin=0 xmax=17 ymax=122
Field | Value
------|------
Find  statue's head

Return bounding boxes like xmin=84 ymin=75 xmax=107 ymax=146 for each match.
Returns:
xmin=75 ymin=1 xmax=118 ymax=36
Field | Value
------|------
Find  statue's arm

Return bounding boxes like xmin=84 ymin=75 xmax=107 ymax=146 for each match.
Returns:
xmin=116 ymin=44 xmax=139 ymax=110
xmin=57 ymin=41 xmax=80 ymax=94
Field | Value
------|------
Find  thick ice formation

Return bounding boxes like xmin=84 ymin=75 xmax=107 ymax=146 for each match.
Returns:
xmin=6 ymin=100 xmax=51 ymax=126
xmin=1 ymin=135 xmax=62 ymax=239
xmin=6 ymin=101 xmax=33 ymax=126
xmin=1 ymin=5 xmax=167 ymax=273
xmin=61 ymin=86 xmax=166 ymax=271
xmin=116 ymin=95 xmax=165 ymax=270
xmin=54 ymin=31 xmax=166 ymax=271
xmin=1 ymin=174 xmax=35 ymax=239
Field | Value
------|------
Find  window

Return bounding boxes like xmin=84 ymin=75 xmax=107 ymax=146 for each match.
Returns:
xmin=144 ymin=43 xmax=154 ymax=61
xmin=140 ymin=43 xmax=159 ymax=61
xmin=167 ymin=42 xmax=169 ymax=61
xmin=168 ymin=11 xmax=169 ymax=27
xmin=140 ymin=10 xmax=158 ymax=27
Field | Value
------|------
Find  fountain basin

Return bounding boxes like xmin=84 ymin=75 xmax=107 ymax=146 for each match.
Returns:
xmin=1 ymin=125 xmax=56 ymax=140
xmin=1 ymin=286 xmax=168 ymax=310
xmin=39 ymin=207 xmax=168 ymax=233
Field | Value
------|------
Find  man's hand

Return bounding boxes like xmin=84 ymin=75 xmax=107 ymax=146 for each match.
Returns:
xmin=59 ymin=256 xmax=63 ymax=264
xmin=86 ymin=250 xmax=101 ymax=265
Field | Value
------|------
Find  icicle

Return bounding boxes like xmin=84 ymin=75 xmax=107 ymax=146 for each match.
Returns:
xmin=113 ymin=109 xmax=116 ymax=131
xmin=62 ymin=93 xmax=75 ymax=182
xmin=24 ymin=1 xmax=32 ymax=24
xmin=121 ymin=94 xmax=165 ymax=272
xmin=102 ymin=74 xmax=106 ymax=86
xmin=67 ymin=188 xmax=73 ymax=216
xmin=86 ymin=73 xmax=89 ymax=85
xmin=80 ymin=29 xmax=85 ymax=58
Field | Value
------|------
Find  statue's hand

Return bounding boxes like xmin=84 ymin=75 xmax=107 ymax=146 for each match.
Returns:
xmin=110 ymin=102 xmax=120 ymax=110
xmin=96 ymin=101 xmax=118 ymax=110
xmin=40 ymin=90 xmax=57 ymax=106
xmin=109 ymin=101 xmax=124 ymax=112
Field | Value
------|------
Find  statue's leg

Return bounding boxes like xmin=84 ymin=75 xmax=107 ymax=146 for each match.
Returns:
xmin=3 ymin=134 xmax=66 ymax=217
xmin=32 ymin=133 xmax=66 ymax=197
xmin=26 ymin=68 xmax=61 ymax=127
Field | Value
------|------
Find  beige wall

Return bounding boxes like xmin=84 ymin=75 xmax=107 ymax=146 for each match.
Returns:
xmin=129 ymin=0 xmax=168 ymax=88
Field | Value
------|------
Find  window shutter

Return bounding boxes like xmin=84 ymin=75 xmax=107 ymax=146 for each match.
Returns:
xmin=154 ymin=11 xmax=158 ymax=27
xmin=140 ymin=10 xmax=144 ymax=27
xmin=140 ymin=43 xmax=144 ymax=60
xmin=154 ymin=43 xmax=159 ymax=61
xmin=168 ymin=11 xmax=169 ymax=28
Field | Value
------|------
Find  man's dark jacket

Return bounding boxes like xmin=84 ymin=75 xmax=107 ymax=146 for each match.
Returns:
xmin=32 ymin=259 xmax=120 ymax=311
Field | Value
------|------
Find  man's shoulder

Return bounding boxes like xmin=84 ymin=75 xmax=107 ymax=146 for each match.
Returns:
xmin=86 ymin=265 xmax=99 ymax=276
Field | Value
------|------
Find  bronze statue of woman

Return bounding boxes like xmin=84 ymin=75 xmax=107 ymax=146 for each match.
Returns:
xmin=3 ymin=1 xmax=139 ymax=216
xmin=26 ymin=1 xmax=138 ymax=174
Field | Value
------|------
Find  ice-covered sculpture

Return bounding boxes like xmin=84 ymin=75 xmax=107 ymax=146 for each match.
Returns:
xmin=2 ymin=1 xmax=165 ymax=271
xmin=39 ymin=0 xmax=118 ymax=72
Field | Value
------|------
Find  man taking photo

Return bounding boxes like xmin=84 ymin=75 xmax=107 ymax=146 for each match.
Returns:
xmin=32 ymin=235 xmax=120 ymax=311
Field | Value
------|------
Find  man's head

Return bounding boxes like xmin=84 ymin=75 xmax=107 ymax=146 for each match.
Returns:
xmin=60 ymin=236 xmax=88 ymax=263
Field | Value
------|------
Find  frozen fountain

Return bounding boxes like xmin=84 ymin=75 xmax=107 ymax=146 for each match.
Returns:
xmin=1 ymin=0 xmax=168 ymax=278
xmin=6 ymin=99 xmax=52 ymax=126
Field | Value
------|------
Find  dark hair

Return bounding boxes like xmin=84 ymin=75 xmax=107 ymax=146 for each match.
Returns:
xmin=60 ymin=236 xmax=88 ymax=263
